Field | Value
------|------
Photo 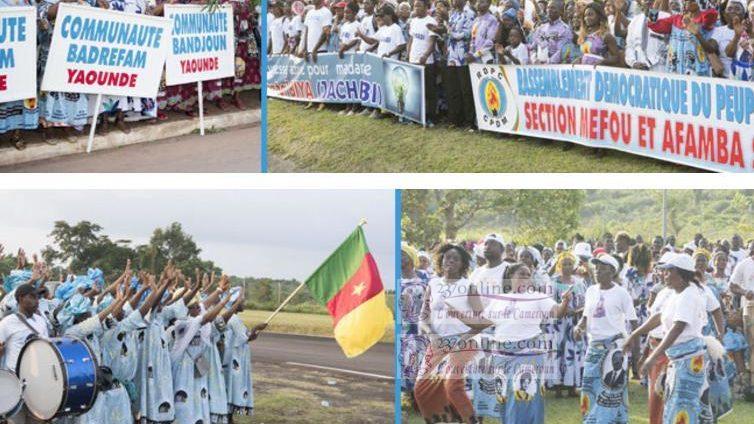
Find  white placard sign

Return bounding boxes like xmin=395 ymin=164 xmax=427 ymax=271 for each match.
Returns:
xmin=41 ymin=3 xmax=171 ymax=98
xmin=0 ymin=7 xmax=37 ymax=103
xmin=164 ymin=4 xmax=235 ymax=86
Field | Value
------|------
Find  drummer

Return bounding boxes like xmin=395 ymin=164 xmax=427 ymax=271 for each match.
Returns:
xmin=0 ymin=283 xmax=50 ymax=424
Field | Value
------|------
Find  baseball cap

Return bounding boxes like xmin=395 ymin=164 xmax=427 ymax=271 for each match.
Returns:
xmin=591 ymin=253 xmax=620 ymax=271
xmin=657 ymin=253 xmax=695 ymax=273
xmin=573 ymin=242 xmax=592 ymax=259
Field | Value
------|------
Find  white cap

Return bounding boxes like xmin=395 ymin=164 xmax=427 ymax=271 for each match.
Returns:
xmin=591 ymin=253 xmax=619 ymax=271
xmin=658 ymin=253 xmax=695 ymax=272
xmin=573 ymin=242 xmax=592 ymax=259
xmin=483 ymin=233 xmax=505 ymax=247
xmin=657 ymin=251 xmax=676 ymax=265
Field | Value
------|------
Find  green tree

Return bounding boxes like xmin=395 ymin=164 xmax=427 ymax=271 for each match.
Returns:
xmin=136 ymin=222 xmax=220 ymax=275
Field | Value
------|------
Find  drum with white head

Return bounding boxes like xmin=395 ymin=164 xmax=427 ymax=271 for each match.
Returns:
xmin=16 ymin=337 xmax=98 ymax=420
xmin=0 ymin=369 xmax=23 ymax=419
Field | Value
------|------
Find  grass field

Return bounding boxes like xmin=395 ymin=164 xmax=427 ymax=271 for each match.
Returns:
xmin=267 ymin=99 xmax=696 ymax=173
xmin=402 ymin=380 xmax=754 ymax=423
xmin=239 ymin=309 xmax=394 ymax=342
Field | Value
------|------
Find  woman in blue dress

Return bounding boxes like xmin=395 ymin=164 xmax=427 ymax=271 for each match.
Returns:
xmin=36 ymin=0 xmax=108 ymax=138
xmin=0 ymin=0 xmax=39 ymax=150
xmin=220 ymin=288 xmax=266 ymax=422
xmin=170 ymin=282 xmax=232 ymax=424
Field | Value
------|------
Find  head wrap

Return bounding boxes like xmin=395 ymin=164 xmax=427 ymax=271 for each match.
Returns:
xmin=55 ymin=274 xmax=96 ymax=301
xmin=401 ymin=243 xmax=420 ymax=268
xmin=87 ymin=268 xmax=105 ymax=290
xmin=56 ymin=293 xmax=92 ymax=329
xmin=692 ymin=248 xmax=712 ymax=262
xmin=517 ymin=246 xmax=541 ymax=266
xmin=502 ymin=7 xmax=517 ymax=19
xmin=555 ymin=252 xmax=578 ymax=274
xmin=3 ymin=270 xmax=33 ymax=293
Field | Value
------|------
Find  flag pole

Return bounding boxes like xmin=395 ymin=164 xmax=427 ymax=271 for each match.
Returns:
xmin=263 ymin=218 xmax=368 ymax=325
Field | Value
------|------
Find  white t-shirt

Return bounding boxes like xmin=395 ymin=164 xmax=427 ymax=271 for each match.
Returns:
xmin=375 ymin=23 xmax=406 ymax=59
xmin=729 ymin=249 xmax=748 ymax=269
xmin=648 ymin=287 xmax=673 ymax=339
xmin=469 ymin=262 xmax=508 ymax=296
xmin=488 ymin=292 xmax=557 ymax=342
xmin=269 ymin=16 xmax=287 ymax=54
xmin=359 ymin=14 xmax=376 ymax=52
xmin=408 ymin=15 xmax=438 ymax=64
xmin=304 ymin=7 xmax=333 ymax=53
xmin=423 ymin=277 xmax=473 ymax=337
xmin=0 ymin=312 xmax=49 ymax=371
xmin=510 ymin=43 xmax=529 ymax=65
xmin=731 ymin=256 xmax=754 ymax=311
xmin=583 ymin=284 xmax=637 ymax=340
xmin=661 ymin=285 xmax=706 ymax=346
xmin=711 ymin=25 xmax=735 ymax=77
xmin=339 ymin=20 xmax=361 ymax=52
xmin=284 ymin=15 xmax=303 ymax=38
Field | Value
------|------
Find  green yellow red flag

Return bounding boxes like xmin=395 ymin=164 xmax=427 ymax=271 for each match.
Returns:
xmin=305 ymin=225 xmax=393 ymax=358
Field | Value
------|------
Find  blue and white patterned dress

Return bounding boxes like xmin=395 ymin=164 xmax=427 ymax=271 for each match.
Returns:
xmin=222 ymin=314 xmax=254 ymax=416
xmin=37 ymin=0 xmax=94 ymax=129
xmin=0 ymin=0 xmax=39 ymax=134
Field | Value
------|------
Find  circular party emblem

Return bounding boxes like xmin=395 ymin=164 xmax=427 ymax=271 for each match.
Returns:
xmin=474 ymin=66 xmax=517 ymax=131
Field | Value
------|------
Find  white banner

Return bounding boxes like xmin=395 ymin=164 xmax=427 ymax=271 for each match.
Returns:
xmin=41 ymin=3 xmax=171 ymax=98
xmin=470 ymin=64 xmax=754 ymax=172
xmin=0 ymin=7 xmax=37 ymax=103
xmin=164 ymin=4 xmax=235 ymax=86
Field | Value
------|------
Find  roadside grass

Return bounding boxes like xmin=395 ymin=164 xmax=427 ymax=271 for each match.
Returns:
xmin=267 ymin=99 xmax=696 ymax=173
xmin=235 ymin=361 xmax=392 ymax=423
xmin=402 ymin=380 xmax=754 ymax=423
xmin=239 ymin=309 xmax=395 ymax=342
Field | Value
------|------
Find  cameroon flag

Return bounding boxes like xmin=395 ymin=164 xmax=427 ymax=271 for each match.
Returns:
xmin=306 ymin=225 xmax=393 ymax=358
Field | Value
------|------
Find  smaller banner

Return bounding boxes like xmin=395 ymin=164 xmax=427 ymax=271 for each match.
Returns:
xmin=41 ymin=3 xmax=171 ymax=98
xmin=0 ymin=7 xmax=37 ymax=103
xmin=267 ymin=52 xmax=425 ymax=125
xmin=164 ymin=4 xmax=235 ymax=86
xmin=470 ymin=63 xmax=754 ymax=172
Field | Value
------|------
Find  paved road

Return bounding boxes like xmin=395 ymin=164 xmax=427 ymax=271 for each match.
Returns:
xmin=253 ymin=332 xmax=395 ymax=379
xmin=0 ymin=124 xmax=260 ymax=172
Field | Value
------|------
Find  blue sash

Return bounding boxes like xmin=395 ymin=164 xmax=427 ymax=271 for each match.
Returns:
xmin=663 ymin=338 xmax=711 ymax=424
xmin=469 ymin=336 xmax=546 ymax=423
xmin=581 ymin=334 xmax=629 ymax=424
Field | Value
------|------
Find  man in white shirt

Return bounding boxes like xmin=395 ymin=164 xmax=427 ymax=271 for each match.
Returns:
xmin=469 ymin=233 xmax=508 ymax=298
xmin=302 ymin=0 xmax=333 ymax=61
xmin=0 ymin=284 xmax=49 ymax=424
xmin=730 ymin=240 xmax=754 ymax=390
xmin=624 ymin=0 xmax=669 ymax=71
xmin=283 ymin=3 xmax=304 ymax=54
xmin=268 ymin=2 xmax=287 ymax=55
xmin=406 ymin=0 xmax=439 ymax=126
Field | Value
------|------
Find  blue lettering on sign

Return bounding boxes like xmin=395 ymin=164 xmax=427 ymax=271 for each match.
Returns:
xmin=0 ymin=16 xmax=27 ymax=43
xmin=0 ymin=48 xmax=14 ymax=69
xmin=715 ymin=83 xmax=754 ymax=125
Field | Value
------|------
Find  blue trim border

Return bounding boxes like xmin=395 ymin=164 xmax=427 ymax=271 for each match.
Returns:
xmin=394 ymin=189 xmax=402 ymax=423
xmin=260 ymin=0 xmax=268 ymax=173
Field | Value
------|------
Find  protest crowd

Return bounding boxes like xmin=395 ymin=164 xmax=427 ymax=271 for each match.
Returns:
xmin=0 ymin=0 xmax=262 ymax=150
xmin=401 ymin=231 xmax=754 ymax=423
xmin=267 ymin=0 xmax=754 ymax=132
xmin=0 ymin=248 xmax=267 ymax=424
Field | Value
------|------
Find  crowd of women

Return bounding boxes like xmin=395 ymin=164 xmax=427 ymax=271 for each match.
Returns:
xmin=268 ymin=0 xmax=754 ymax=129
xmin=400 ymin=231 xmax=754 ymax=423
xmin=0 ymin=0 xmax=261 ymax=150
xmin=0 ymin=249 xmax=267 ymax=423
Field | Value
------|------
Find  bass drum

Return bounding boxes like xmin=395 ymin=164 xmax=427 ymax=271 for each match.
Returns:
xmin=16 ymin=337 xmax=99 ymax=420
xmin=0 ymin=369 xmax=23 ymax=419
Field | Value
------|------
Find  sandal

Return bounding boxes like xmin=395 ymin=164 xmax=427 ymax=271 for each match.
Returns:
xmin=9 ymin=131 xmax=26 ymax=150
